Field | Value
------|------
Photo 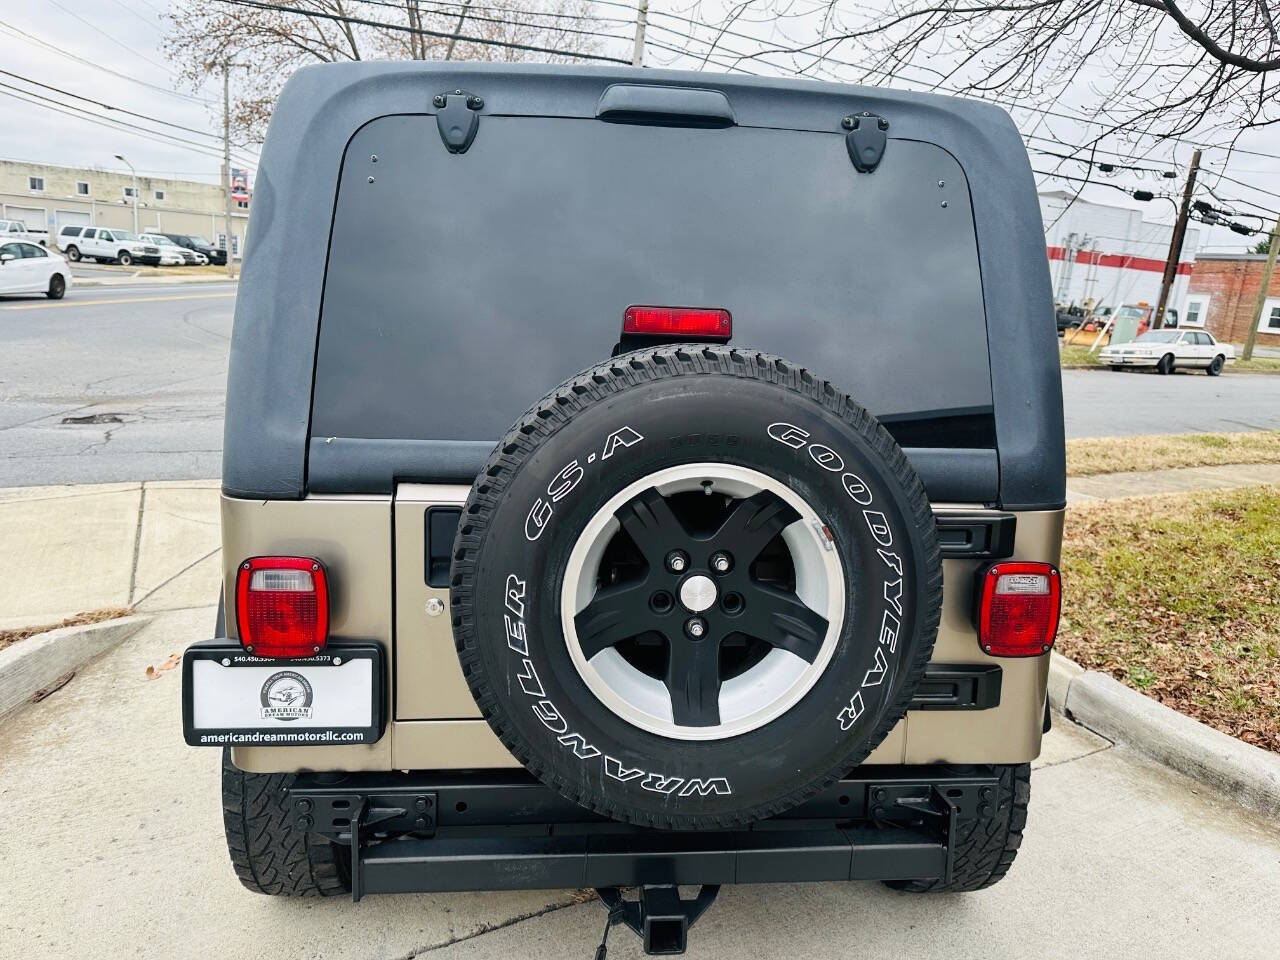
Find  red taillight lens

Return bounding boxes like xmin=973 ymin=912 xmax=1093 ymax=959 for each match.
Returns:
xmin=624 ymin=305 xmax=732 ymax=339
xmin=976 ymin=562 xmax=1061 ymax=657
xmin=235 ymin=556 xmax=329 ymax=658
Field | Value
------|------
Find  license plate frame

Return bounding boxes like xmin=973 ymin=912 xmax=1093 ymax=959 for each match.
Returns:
xmin=182 ymin=640 xmax=384 ymax=747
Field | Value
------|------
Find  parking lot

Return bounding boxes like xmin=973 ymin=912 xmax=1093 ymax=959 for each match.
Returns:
xmin=3 ymin=283 xmax=1280 ymax=487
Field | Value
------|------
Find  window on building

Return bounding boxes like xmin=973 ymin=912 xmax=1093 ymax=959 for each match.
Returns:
xmin=76 ymin=181 xmax=90 ymax=196
xmin=236 ymin=199 xmax=249 ymax=209
xmin=1183 ymin=294 xmax=1209 ymax=327
xmin=1261 ymin=299 xmax=1280 ymax=333
xmin=123 ymin=186 xmax=136 ymax=199
xmin=154 ymin=190 xmax=166 ymax=201
xmin=28 ymin=176 xmax=44 ymax=191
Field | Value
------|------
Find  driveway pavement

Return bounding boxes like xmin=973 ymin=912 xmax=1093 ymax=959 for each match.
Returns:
xmin=2 ymin=604 xmax=1277 ymax=960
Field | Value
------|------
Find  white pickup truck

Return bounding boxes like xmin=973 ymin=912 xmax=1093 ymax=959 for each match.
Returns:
xmin=0 ymin=219 xmax=48 ymax=246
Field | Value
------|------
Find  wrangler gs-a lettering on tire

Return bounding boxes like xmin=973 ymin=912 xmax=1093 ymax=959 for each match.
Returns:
xmin=451 ymin=346 xmax=942 ymax=829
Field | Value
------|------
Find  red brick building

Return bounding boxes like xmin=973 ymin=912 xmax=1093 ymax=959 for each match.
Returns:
xmin=1186 ymin=254 xmax=1280 ymax=347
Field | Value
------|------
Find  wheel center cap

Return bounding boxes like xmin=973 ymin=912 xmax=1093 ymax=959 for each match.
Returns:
xmin=679 ymin=574 xmax=718 ymax=612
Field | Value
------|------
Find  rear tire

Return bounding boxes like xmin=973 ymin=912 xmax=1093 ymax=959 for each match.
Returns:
xmin=886 ymin=762 xmax=1030 ymax=893
xmin=1156 ymin=353 xmax=1174 ymax=375
xmin=1207 ymin=355 xmax=1225 ymax=376
xmin=221 ymin=748 xmax=349 ymax=896
xmin=64 ymin=245 xmax=81 ymax=262
xmin=46 ymin=274 xmax=66 ymax=300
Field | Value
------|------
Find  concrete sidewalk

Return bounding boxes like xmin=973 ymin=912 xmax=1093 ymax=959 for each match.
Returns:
xmin=0 ymin=479 xmax=219 ymax=629
xmin=2 ymin=606 xmax=1277 ymax=960
xmin=1067 ymin=462 xmax=1280 ymax=502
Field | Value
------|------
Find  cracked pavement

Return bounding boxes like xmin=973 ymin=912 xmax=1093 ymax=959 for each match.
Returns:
xmin=0 ymin=282 xmax=234 ymax=486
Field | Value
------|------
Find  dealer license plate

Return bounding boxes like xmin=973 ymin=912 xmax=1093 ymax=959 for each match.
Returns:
xmin=182 ymin=641 xmax=383 ymax=747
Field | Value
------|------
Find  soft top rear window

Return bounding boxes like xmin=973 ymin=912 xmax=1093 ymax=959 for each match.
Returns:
xmin=311 ymin=115 xmax=992 ymax=445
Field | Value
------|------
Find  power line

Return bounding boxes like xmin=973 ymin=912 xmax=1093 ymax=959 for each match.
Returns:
xmin=0 ymin=87 xmax=256 ymax=170
xmin=0 ymin=21 xmax=216 ymax=105
xmin=0 ymin=69 xmax=244 ymax=148
xmin=46 ymin=0 xmax=172 ymax=72
xmin=208 ymin=0 xmax=631 ymax=62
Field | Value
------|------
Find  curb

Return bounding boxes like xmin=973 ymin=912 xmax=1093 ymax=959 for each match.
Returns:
xmin=0 ymin=615 xmax=150 ymax=719
xmin=1049 ymin=652 xmax=1280 ymax=818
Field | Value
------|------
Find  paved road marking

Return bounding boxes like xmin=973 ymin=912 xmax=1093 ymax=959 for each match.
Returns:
xmin=0 ymin=292 xmax=235 ymax=311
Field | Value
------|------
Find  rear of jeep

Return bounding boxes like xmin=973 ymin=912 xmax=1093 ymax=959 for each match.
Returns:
xmin=184 ymin=63 xmax=1063 ymax=952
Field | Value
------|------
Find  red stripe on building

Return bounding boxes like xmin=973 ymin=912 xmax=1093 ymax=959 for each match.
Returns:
xmin=1046 ymin=246 xmax=1191 ymax=276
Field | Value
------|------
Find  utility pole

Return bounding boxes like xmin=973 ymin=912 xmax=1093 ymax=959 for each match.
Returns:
xmin=222 ymin=62 xmax=235 ymax=279
xmin=632 ymin=0 xmax=648 ymax=66
xmin=114 ymin=153 xmax=138 ymax=234
xmin=1242 ymin=215 xmax=1280 ymax=362
xmin=1153 ymin=147 xmax=1200 ymax=329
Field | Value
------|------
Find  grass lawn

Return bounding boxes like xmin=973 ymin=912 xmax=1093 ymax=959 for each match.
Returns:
xmin=133 ymin=264 xmax=238 ymax=278
xmin=1058 ymin=486 xmax=1280 ymax=753
xmin=1066 ymin=430 xmax=1280 ymax=476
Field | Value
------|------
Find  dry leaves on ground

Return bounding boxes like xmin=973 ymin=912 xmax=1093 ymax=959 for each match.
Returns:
xmin=1066 ymin=430 xmax=1280 ymax=477
xmin=0 ymin=607 xmax=134 ymax=653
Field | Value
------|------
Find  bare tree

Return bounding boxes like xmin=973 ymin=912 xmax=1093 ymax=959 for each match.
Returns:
xmin=669 ymin=2 xmax=1280 ymax=158
xmin=165 ymin=0 xmax=605 ymax=143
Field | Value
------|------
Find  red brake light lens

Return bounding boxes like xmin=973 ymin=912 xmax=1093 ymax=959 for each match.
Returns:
xmin=235 ymin=556 xmax=329 ymax=658
xmin=976 ymin=562 xmax=1061 ymax=658
xmin=624 ymin=305 xmax=732 ymax=339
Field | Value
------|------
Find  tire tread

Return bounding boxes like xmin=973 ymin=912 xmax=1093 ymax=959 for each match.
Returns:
xmin=220 ymin=748 xmax=348 ymax=897
xmin=451 ymin=345 xmax=943 ymax=830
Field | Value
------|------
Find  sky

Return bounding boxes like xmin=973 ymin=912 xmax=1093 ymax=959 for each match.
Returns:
xmin=3 ymin=0 xmax=1278 ymax=253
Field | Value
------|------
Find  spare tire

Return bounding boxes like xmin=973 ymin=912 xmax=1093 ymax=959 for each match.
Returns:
xmin=452 ymin=346 xmax=941 ymax=829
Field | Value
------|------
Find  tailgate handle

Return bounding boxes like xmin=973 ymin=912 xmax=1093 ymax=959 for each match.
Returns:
xmin=596 ymin=84 xmax=736 ymax=128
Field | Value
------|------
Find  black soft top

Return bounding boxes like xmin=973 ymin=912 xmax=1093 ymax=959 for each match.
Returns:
xmin=223 ymin=62 xmax=1064 ymax=510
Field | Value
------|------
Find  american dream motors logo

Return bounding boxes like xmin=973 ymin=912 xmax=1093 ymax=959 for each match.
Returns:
xmin=260 ymin=670 xmax=314 ymax=721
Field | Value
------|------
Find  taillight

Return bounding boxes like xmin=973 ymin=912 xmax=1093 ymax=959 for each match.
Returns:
xmin=235 ymin=556 xmax=329 ymax=658
xmin=976 ymin=562 xmax=1060 ymax=657
xmin=624 ymin=305 xmax=731 ymax=339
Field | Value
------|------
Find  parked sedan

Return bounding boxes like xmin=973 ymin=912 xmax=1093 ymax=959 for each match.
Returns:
xmin=139 ymin=233 xmax=198 ymax=266
xmin=0 ymin=241 xmax=70 ymax=299
xmin=1098 ymin=329 xmax=1235 ymax=376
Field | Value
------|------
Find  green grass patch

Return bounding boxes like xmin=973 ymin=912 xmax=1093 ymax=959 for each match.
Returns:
xmin=1059 ymin=487 xmax=1280 ymax=752
xmin=1058 ymin=344 xmax=1103 ymax=367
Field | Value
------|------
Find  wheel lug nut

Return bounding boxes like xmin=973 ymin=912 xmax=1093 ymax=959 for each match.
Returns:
xmin=710 ymin=552 xmax=732 ymax=573
xmin=666 ymin=551 xmax=688 ymax=573
xmin=685 ymin=617 xmax=706 ymax=639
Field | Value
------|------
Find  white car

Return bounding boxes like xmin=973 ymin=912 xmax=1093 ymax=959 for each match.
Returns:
xmin=1098 ymin=329 xmax=1236 ymax=376
xmin=0 ymin=240 xmax=70 ymax=299
xmin=137 ymin=233 xmax=188 ymax=266
xmin=0 ymin=218 xmax=48 ymax=246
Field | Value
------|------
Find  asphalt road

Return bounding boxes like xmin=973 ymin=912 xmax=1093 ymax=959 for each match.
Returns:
xmin=3 ymin=284 xmax=1280 ymax=486
xmin=0 ymin=282 xmax=233 ymax=487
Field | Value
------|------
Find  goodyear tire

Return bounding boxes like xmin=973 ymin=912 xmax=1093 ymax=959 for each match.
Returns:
xmin=452 ymin=346 xmax=942 ymax=829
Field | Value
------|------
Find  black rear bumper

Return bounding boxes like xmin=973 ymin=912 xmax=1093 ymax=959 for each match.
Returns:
xmin=288 ymin=765 xmax=1001 ymax=899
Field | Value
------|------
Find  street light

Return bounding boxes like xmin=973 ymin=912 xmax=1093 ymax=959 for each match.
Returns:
xmin=114 ymin=154 xmax=139 ymax=234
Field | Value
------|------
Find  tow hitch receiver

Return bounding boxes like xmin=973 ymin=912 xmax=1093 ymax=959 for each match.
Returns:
xmin=595 ymin=885 xmax=719 ymax=956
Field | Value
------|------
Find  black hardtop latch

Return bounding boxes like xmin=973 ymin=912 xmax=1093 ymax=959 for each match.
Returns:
xmin=434 ymin=89 xmax=484 ymax=154
xmin=843 ymin=111 xmax=889 ymax=173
